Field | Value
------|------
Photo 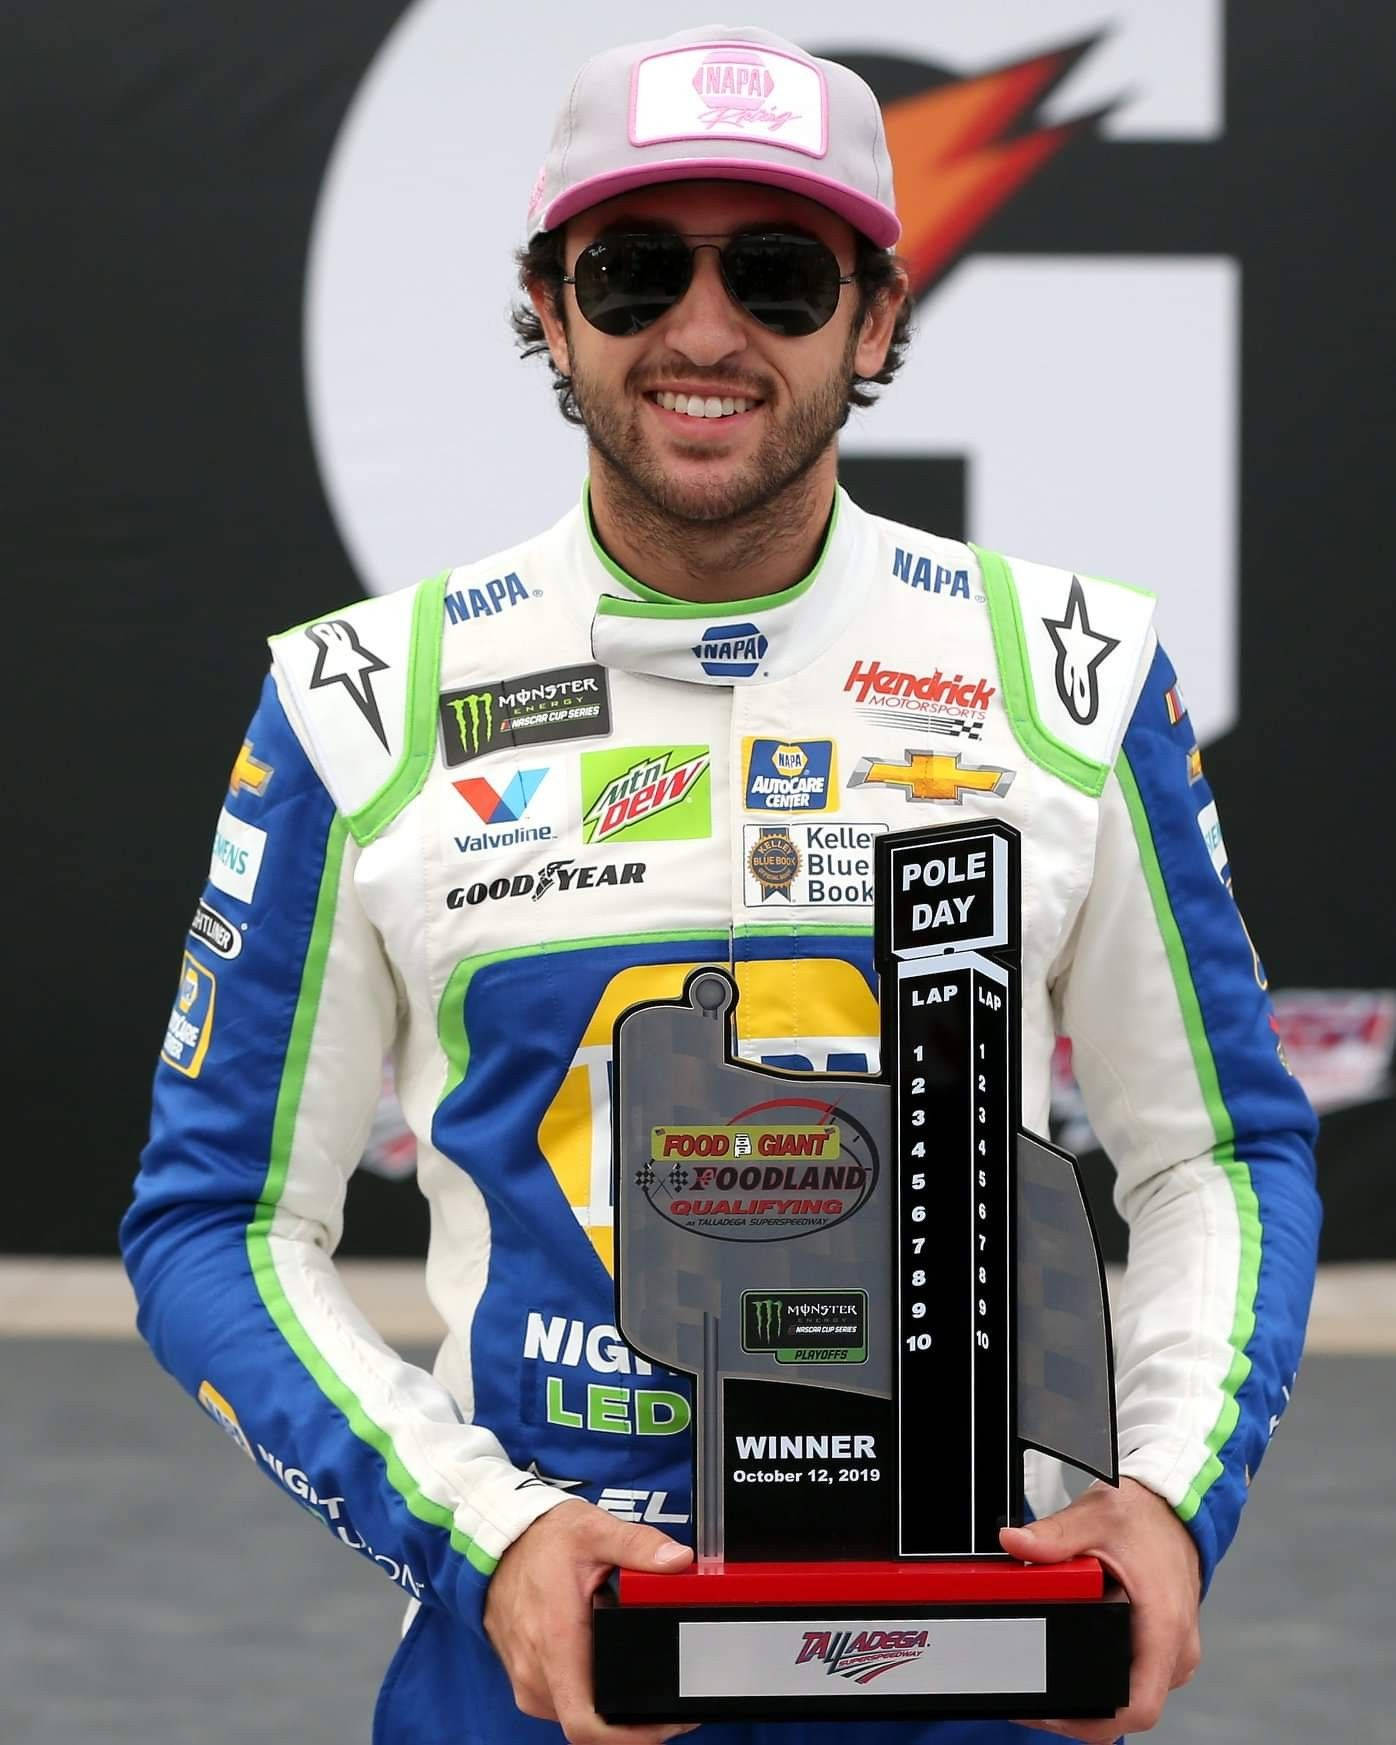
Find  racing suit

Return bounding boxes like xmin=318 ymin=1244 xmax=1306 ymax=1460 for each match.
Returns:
xmin=122 ymin=484 xmax=1320 ymax=1744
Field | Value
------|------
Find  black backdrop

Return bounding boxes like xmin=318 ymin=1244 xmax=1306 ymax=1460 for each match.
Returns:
xmin=7 ymin=2 xmax=1393 ymax=1259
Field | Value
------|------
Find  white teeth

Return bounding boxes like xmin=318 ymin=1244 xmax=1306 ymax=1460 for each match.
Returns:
xmin=654 ymin=391 xmax=758 ymax=418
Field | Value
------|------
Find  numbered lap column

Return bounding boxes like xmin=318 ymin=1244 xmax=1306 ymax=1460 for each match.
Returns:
xmin=895 ymin=957 xmax=1012 ymax=1555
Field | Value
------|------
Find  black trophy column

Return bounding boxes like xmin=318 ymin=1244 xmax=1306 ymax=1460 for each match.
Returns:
xmin=893 ymin=958 xmax=1012 ymax=1554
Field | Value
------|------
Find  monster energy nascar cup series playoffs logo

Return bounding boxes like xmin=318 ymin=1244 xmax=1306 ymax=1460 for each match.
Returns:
xmin=439 ymin=663 xmax=611 ymax=767
xmin=741 ymin=1289 xmax=868 ymax=1363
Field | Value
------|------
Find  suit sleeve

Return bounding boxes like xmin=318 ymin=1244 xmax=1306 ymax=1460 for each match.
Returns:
xmin=1051 ymin=641 xmax=1321 ymax=1590
xmin=120 ymin=671 xmax=570 ymax=1630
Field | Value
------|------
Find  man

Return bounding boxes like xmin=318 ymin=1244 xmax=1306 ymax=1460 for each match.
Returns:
xmin=122 ymin=23 xmax=1320 ymax=1745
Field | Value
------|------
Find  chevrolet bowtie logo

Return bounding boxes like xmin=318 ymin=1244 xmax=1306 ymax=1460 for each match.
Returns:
xmin=229 ymin=739 xmax=274 ymax=797
xmin=849 ymin=750 xmax=1015 ymax=803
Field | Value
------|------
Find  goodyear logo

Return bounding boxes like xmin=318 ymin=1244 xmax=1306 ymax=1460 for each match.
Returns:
xmin=743 ymin=738 xmax=835 ymax=812
xmin=693 ymin=621 xmax=768 ymax=678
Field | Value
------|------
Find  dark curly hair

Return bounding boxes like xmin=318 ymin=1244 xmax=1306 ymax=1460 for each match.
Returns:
xmin=511 ymin=228 xmax=912 ymax=427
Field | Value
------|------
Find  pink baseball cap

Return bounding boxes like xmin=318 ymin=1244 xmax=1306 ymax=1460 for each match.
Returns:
xmin=527 ymin=23 xmax=900 ymax=247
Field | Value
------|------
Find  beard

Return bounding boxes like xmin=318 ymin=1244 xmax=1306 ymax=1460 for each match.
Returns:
xmin=568 ymin=323 xmax=859 ymax=529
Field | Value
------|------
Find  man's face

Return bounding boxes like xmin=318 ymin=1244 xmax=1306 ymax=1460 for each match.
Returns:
xmin=533 ymin=182 xmax=901 ymax=525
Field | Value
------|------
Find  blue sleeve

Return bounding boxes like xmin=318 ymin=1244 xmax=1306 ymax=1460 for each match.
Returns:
xmin=120 ymin=673 xmax=509 ymax=1626
xmin=1113 ymin=644 xmax=1321 ymax=1585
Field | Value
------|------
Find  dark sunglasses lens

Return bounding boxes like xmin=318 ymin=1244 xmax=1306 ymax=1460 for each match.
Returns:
xmin=571 ymin=235 xmax=691 ymax=336
xmin=724 ymin=235 xmax=844 ymax=336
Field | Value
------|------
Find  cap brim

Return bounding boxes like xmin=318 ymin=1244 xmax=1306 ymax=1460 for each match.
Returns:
xmin=539 ymin=158 xmax=901 ymax=248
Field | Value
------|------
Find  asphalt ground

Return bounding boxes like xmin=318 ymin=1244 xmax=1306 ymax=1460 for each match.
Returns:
xmin=2 ymin=1342 xmax=1389 ymax=1744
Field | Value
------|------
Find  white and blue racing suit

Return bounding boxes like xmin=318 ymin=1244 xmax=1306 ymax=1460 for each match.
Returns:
xmin=122 ymin=485 xmax=1320 ymax=1742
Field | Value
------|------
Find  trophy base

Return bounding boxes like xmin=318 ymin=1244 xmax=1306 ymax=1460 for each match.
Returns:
xmin=594 ymin=1559 xmax=1130 ymax=1722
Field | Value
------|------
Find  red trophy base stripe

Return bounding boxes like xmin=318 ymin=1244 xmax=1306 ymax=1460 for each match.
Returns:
xmin=619 ymin=1555 xmax=1106 ymax=1607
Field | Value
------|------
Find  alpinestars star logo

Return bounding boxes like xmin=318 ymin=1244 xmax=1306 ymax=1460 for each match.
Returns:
xmin=305 ymin=619 xmax=390 ymax=749
xmin=1042 ymin=577 xmax=1119 ymax=726
xmin=796 ymin=1627 xmax=931 ymax=1684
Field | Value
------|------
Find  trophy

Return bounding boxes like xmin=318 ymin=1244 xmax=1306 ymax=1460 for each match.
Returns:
xmin=593 ymin=820 xmax=1130 ymax=1722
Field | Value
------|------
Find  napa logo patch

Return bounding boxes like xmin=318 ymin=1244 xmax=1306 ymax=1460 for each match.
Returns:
xmin=693 ymin=622 xmax=768 ymax=678
xmin=162 ymin=951 xmax=216 ymax=1078
xmin=743 ymin=738 xmax=835 ymax=812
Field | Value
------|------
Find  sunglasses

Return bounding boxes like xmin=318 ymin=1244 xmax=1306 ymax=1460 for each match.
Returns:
xmin=561 ymin=231 xmax=857 ymax=339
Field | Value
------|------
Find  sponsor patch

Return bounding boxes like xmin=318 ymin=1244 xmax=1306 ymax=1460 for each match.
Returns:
xmin=1042 ymin=577 xmax=1119 ymax=727
xmin=208 ymin=806 xmax=267 ymax=903
xmin=305 ymin=619 xmax=391 ymax=750
xmin=443 ymin=571 xmax=536 ymax=626
xmin=228 ymin=739 xmax=273 ymax=798
xmin=580 ymin=746 xmax=712 ymax=843
xmin=1197 ymin=798 xmax=1229 ymax=881
xmin=743 ymin=738 xmax=835 ymax=811
xmin=189 ymin=898 xmax=242 ymax=960
xmin=440 ymin=663 xmax=611 ymax=765
xmin=742 ymin=822 xmax=886 ymax=905
xmin=630 ymin=42 xmax=828 ymax=158
xmin=742 ymin=1289 xmax=868 ymax=1364
xmin=848 ymin=751 xmax=1014 ymax=805
xmin=693 ymin=621 xmax=769 ymax=679
xmin=197 ymin=1379 xmax=253 ymax=1459
xmin=161 ymin=951 xmax=216 ymax=1077
xmin=844 ymin=658 xmax=993 ymax=739
xmin=891 ymin=547 xmax=971 ymax=600
xmin=445 ymin=856 xmax=644 ymax=908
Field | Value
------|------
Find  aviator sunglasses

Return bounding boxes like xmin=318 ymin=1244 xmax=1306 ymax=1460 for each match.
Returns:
xmin=561 ymin=230 xmax=857 ymax=339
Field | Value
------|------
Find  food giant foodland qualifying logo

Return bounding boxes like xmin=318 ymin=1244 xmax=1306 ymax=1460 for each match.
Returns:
xmin=306 ymin=0 xmax=1236 ymax=744
xmin=539 ymin=957 xmax=881 ymax=1271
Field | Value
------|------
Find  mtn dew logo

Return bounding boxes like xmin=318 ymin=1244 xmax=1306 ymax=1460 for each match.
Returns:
xmin=581 ymin=745 xmax=712 ymax=844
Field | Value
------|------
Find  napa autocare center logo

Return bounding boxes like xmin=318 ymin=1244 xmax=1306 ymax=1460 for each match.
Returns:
xmin=796 ymin=1627 xmax=931 ymax=1685
xmin=693 ymin=622 xmax=769 ymax=678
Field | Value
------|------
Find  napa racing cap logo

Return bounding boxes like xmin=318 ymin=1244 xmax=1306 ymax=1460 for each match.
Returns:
xmin=637 ymin=1102 xmax=877 ymax=1242
xmin=581 ymin=745 xmax=712 ymax=844
xmin=743 ymin=738 xmax=835 ymax=812
xmin=693 ymin=621 xmax=769 ymax=678
xmin=796 ymin=1627 xmax=931 ymax=1685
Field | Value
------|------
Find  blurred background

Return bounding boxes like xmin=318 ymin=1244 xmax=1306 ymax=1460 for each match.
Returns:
xmin=3 ymin=2 xmax=1393 ymax=1740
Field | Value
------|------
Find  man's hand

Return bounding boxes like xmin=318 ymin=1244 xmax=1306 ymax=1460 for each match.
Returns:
xmin=998 ymin=1477 xmax=1203 ymax=1740
xmin=484 ymin=1497 xmax=697 ymax=1745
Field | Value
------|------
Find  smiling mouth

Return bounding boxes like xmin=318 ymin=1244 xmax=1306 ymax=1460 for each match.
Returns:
xmin=645 ymin=390 xmax=763 ymax=421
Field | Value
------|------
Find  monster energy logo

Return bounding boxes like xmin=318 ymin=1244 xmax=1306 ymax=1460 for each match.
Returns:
xmin=448 ymin=690 xmax=494 ymax=756
xmin=751 ymin=1297 xmax=783 ymax=1342
xmin=741 ymin=1290 xmax=867 ymax=1364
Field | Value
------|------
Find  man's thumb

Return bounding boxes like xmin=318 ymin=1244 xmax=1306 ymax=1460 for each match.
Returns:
xmin=605 ymin=1519 xmax=693 ymax=1572
xmin=999 ymin=1505 xmax=1093 ymax=1564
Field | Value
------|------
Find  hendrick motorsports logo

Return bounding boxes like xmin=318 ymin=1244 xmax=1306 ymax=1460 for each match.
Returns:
xmin=693 ymin=621 xmax=769 ymax=678
xmin=581 ymin=745 xmax=711 ymax=844
xmin=845 ymin=657 xmax=994 ymax=741
xmin=439 ymin=663 xmax=611 ymax=766
xmin=637 ymin=1101 xmax=877 ymax=1242
xmin=797 ymin=1627 xmax=931 ymax=1685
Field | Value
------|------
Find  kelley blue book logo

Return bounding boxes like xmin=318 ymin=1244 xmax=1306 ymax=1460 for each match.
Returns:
xmin=693 ymin=622 xmax=768 ymax=678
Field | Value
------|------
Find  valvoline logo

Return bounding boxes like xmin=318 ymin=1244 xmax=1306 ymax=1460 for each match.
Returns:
xmin=693 ymin=622 xmax=769 ymax=678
